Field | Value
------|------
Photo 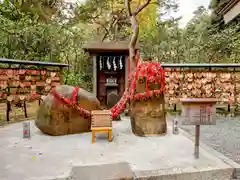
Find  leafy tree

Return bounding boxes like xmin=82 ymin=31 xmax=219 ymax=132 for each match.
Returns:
xmin=0 ymin=0 xmax=96 ymax=91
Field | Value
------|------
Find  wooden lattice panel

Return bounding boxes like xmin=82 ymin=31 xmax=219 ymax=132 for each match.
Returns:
xmin=165 ymin=68 xmax=181 ymax=105
xmin=0 ymin=68 xmax=61 ymax=103
xmin=234 ymin=72 xmax=240 ymax=104
xmin=181 ymin=70 xmax=216 ymax=99
xmin=91 ymin=110 xmax=112 ymax=128
xmin=164 ymin=69 xmax=240 ymax=106
xmin=215 ymin=71 xmax=234 ymax=104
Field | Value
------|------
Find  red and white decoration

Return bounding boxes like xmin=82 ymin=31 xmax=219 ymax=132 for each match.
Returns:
xmin=50 ymin=58 xmax=166 ymax=119
xmin=98 ymin=56 xmax=125 ymax=71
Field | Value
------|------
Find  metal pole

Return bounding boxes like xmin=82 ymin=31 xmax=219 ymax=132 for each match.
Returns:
xmin=194 ymin=125 xmax=200 ymax=159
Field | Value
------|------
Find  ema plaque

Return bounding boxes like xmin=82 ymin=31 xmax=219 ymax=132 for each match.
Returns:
xmin=180 ymin=98 xmax=217 ymax=159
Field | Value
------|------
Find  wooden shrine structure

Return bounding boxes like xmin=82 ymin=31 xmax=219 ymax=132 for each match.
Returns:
xmin=83 ymin=41 xmax=140 ymax=108
xmin=216 ymin=0 xmax=240 ymax=24
xmin=0 ymin=58 xmax=68 ymax=121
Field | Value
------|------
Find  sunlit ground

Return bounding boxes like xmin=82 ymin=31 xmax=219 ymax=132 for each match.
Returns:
xmin=0 ymin=101 xmax=39 ymax=125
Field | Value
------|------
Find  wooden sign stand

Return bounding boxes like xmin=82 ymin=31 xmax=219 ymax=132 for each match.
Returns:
xmin=180 ymin=98 xmax=217 ymax=159
xmin=91 ymin=110 xmax=113 ymax=143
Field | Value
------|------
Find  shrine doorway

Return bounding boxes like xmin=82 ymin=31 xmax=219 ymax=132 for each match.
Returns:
xmin=96 ymin=53 xmax=126 ymax=108
xmin=83 ymin=41 xmax=139 ymax=108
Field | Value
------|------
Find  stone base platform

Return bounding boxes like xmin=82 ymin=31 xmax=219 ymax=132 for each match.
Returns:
xmin=0 ymin=116 xmax=238 ymax=180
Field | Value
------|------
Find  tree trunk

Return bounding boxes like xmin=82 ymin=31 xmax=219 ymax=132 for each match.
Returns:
xmin=129 ymin=15 xmax=139 ymax=72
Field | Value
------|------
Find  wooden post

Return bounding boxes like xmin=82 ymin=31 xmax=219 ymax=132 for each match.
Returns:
xmin=23 ymin=101 xmax=28 ymax=118
xmin=194 ymin=125 xmax=200 ymax=159
xmin=6 ymin=101 xmax=11 ymax=122
xmin=234 ymin=67 xmax=236 ymax=114
xmin=6 ymin=64 xmax=11 ymax=122
xmin=174 ymin=104 xmax=177 ymax=112
xmin=228 ymin=104 xmax=231 ymax=112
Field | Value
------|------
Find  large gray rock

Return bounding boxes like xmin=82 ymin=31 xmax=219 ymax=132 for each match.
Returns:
xmin=107 ymin=91 xmax=121 ymax=121
xmin=107 ymin=91 xmax=121 ymax=108
xmin=36 ymin=85 xmax=101 ymax=136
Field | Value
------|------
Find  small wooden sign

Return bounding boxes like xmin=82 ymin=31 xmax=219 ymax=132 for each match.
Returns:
xmin=91 ymin=110 xmax=113 ymax=143
xmin=91 ymin=110 xmax=112 ymax=128
xmin=23 ymin=121 xmax=31 ymax=138
xmin=180 ymin=98 xmax=217 ymax=159
xmin=180 ymin=98 xmax=217 ymax=125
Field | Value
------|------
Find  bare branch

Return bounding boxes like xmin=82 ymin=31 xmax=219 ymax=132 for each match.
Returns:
xmin=101 ymin=9 xmax=124 ymax=41
xmin=125 ymin=0 xmax=132 ymax=16
xmin=133 ymin=0 xmax=151 ymax=16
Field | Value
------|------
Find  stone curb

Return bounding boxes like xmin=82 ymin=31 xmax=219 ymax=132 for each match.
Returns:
xmin=179 ymin=128 xmax=240 ymax=168
xmin=167 ymin=113 xmax=240 ymax=169
xmin=179 ymin=128 xmax=240 ymax=179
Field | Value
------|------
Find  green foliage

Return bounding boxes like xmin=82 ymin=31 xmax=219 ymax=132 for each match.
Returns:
xmin=140 ymin=4 xmax=240 ymax=64
xmin=0 ymin=0 xmax=97 ymax=91
xmin=0 ymin=0 xmax=239 ymax=93
xmin=73 ymin=0 xmax=130 ymax=41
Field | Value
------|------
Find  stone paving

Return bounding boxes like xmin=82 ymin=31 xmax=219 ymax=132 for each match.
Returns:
xmin=180 ymin=114 xmax=240 ymax=164
xmin=0 ymin=116 xmax=233 ymax=180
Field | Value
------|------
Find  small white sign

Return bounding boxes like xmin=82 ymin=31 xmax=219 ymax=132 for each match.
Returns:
xmin=23 ymin=122 xmax=30 ymax=138
xmin=172 ymin=118 xmax=179 ymax=134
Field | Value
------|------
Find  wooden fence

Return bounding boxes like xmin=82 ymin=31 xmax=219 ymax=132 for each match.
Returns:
xmin=161 ymin=63 xmax=240 ymax=112
xmin=0 ymin=58 xmax=69 ymax=121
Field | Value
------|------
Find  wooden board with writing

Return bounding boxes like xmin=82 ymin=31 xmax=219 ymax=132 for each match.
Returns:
xmin=91 ymin=110 xmax=112 ymax=128
xmin=180 ymin=98 xmax=217 ymax=125
xmin=0 ymin=68 xmax=61 ymax=103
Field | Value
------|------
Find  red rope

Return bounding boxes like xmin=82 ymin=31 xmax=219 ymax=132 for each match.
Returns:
xmin=51 ymin=87 xmax=91 ymax=119
xmin=110 ymin=60 xmax=165 ymax=118
xmin=49 ymin=58 xmax=165 ymax=119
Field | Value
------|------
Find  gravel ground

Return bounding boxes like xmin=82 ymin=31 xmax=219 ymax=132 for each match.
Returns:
xmin=180 ymin=114 xmax=240 ymax=164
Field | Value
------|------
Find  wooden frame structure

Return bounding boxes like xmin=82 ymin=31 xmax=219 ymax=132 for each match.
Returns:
xmin=91 ymin=110 xmax=113 ymax=143
xmin=216 ymin=0 xmax=240 ymax=24
xmin=83 ymin=41 xmax=140 ymax=108
xmin=0 ymin=58 xmax=69 ymax=122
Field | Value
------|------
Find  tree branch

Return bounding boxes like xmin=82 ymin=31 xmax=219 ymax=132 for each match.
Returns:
xmin=125 ymin=0 xmax=132 ymax=16
xmin=125 ymin=0 xmax=152 ymax=72
xmin=101 ymin=9 xmax=124 ymax=41
xmin=133 ymin=0 xmax=151 ymax=16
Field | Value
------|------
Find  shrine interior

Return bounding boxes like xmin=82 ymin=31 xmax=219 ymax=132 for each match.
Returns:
xmin=96 ymin=52 xmax=126 ymax=108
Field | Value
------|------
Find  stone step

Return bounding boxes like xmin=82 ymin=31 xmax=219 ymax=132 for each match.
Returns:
xmin=70 ymin=162 xmax=134 ymax=180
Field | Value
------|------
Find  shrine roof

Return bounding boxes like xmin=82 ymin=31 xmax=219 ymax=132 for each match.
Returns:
xmin=83 ymin=41 xmax=140 ymax=53
xmin=216 ymin=0 xmax=240 ymax=15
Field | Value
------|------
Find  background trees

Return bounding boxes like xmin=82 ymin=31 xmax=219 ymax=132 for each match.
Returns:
xmin=0 ymin=0 xmax=239 ymax=89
